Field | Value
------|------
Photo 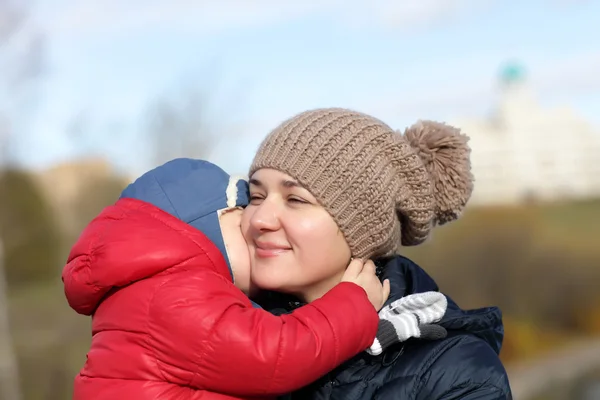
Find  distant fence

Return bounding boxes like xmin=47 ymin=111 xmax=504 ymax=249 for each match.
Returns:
xmin=507 ymin=338 xmax=600 ymax=399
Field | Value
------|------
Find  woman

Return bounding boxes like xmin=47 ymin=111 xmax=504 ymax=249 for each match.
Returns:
xmin=242 ymin=108 xmax=512 ymax=399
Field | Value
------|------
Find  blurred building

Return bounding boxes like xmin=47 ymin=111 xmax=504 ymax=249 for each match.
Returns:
xmin=454 ymin=64 xmax=600 ymax=205
xmin=35 ymin=158 xmax=114 ymax=207
xmin=33 ymin=157 xmax=128 ymax=235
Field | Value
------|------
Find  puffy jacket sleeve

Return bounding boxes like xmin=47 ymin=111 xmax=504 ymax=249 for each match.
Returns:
xmin=148 ymin=269 xmax=379 ymax=397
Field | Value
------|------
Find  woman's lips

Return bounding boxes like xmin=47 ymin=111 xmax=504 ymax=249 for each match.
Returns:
xmin=254 ymin=242 xmax=291 ymax=258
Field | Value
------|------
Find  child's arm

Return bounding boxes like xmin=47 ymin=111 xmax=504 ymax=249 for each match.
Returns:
xmin=148 ymin=269 xmax=379 ymax=397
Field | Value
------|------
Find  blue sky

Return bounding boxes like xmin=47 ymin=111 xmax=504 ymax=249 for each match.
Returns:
xmin=3 ymin=0 xmax=599 ymax=175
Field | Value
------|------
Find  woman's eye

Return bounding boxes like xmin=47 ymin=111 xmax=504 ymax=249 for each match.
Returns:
xmin=249 ymin=195 xmax=264 ymax=203
xmin=288 ymin=197 xmax=308 ymax=204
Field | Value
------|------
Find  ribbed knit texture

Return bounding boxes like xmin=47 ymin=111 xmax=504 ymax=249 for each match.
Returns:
xmin=250 ymin=108 xmax=473 ymax=259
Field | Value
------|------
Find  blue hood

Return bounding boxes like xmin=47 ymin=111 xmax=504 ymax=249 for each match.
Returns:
xmin=119 ymin=158 xmax=249 ymax=276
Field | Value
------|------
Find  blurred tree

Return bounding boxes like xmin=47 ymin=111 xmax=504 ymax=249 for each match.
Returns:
xmin=404 ymin=205 xmax=539 ymax=313
xmin=404 ymin=200 xmax=600 ymax=365
xmin=145 ymin=89 xmax=218 ymax=167
xmin=1 ymin=5 xmax=54 ymax=398
xmin=0 ymin=168 xmax=62 ymax=286
xmin=0 ymin=0 xmax=46 ymax=164
xmin=0 ymin=0 xmax=58 ymax=287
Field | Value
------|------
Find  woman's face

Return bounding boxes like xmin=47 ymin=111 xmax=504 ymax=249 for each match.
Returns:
xmin=241 ymin=168 xmax=351 ymax=302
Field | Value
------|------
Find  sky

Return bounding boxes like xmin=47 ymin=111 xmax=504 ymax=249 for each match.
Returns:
xmin=2 ymin=0 xmax=599 ymax=176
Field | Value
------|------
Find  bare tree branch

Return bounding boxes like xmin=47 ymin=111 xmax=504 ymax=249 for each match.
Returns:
xmin=0 ymin=0 xmax=45 ymax=165
xmin=145 ymin=88 xmax=217 ymax=167
xmin=0 ymin=3 xmax=45 ymax=398
xmin=9 ymin=33 xmax=46 ymax=90
xmin=0 ymin=0 xmax=25 ymax=44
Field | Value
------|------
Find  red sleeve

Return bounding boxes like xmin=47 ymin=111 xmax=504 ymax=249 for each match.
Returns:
xmin=148 ymin=270 xmax=379 ymax=397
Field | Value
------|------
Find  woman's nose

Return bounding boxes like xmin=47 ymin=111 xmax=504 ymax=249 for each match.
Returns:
xmin=250 ymin=201 xmax=281 ymax=232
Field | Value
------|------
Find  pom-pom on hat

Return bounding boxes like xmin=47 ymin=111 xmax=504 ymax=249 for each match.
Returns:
xmin=250 ymin=108 xmax=473 ymax=259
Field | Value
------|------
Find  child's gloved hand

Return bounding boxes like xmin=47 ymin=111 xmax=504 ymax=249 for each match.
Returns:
xmin=366 ymin=291 xmax=448 ymax=356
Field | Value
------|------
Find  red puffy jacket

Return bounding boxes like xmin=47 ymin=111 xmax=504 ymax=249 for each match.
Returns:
xmin=63 ymin=198 xmax=379 ymax=399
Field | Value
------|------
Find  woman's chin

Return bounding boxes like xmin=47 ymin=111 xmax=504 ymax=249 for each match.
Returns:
xmin=251 ymin=278 xmax=286 ymax=292
xmin=251 ymin=271 xmax=293 ymax=292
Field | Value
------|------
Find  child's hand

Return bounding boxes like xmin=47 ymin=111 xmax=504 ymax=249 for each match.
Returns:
xmin=341 ymin=259 xmax=391 ymax=311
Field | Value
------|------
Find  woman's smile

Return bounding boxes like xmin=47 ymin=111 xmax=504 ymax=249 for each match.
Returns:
xmin=253 ymin=240 xmax=292 ymax=258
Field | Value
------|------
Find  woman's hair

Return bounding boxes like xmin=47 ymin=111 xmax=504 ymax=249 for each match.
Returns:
xmin=250 ymin=108 xmax=473 ymax=259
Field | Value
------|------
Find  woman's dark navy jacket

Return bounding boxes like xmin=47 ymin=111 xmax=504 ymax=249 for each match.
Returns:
xmin=268 ymin=255 xmax=512 ymax=400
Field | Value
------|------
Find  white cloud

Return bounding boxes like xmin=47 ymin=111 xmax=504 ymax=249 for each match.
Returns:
xmin=33 ymin=0 xmax=593 ymax=40
xmin=35 ymin=0 xmax=495 ymax=38
xmin=533 ymin=51 xmax=600 ymax=95
xmin=210 ymin=48 xmax=600 ymax=175
xmin=366 ymin=50 xmax=600 ymax=121
xmin=36 ymin=0 xmax=337 ymax=37
xmin=343 ymin=0 xmax=497 ymax=30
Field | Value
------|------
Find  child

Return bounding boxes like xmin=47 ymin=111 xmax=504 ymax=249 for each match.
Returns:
xmin=63 ymin=158 xmax=447 ymax=400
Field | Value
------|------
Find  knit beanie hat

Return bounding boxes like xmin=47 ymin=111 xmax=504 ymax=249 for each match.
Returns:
xmin=250 ymin=108 xmax=473 ymax=259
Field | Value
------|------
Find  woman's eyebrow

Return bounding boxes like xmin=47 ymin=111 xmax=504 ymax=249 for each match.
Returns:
xmin=249 ymin=178 xmax=262 ymax=187
xmin=249 ymin=178 xmax=301 ymax=189
xmin=281 ymin=180 xmax=301 ymax=188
